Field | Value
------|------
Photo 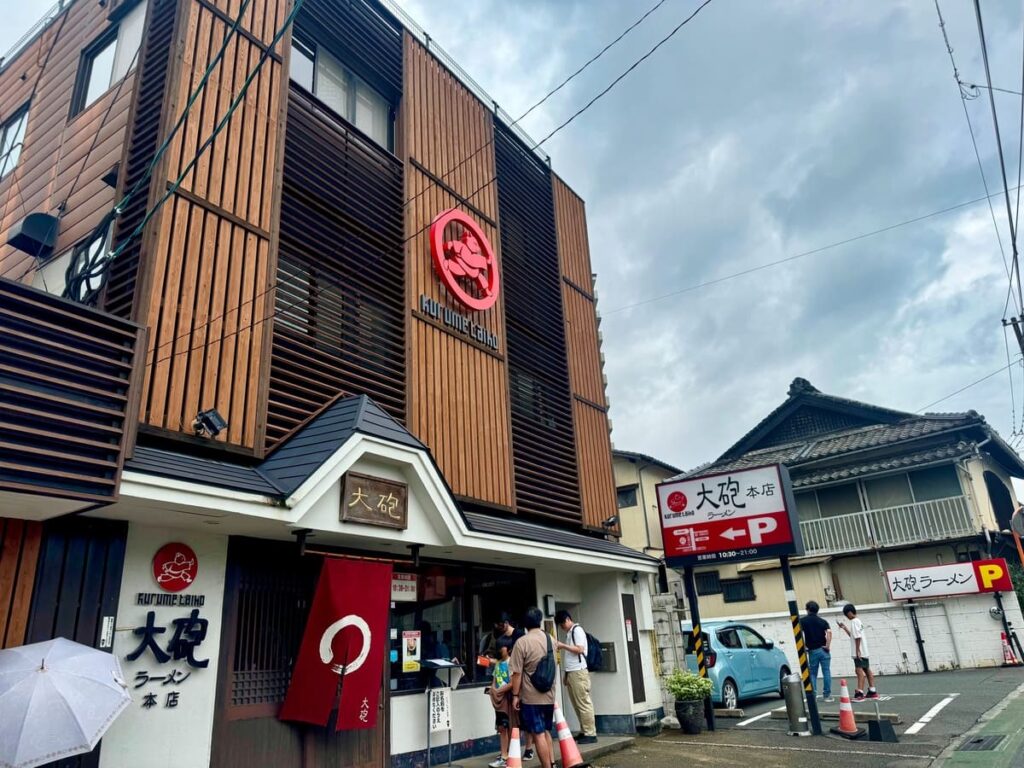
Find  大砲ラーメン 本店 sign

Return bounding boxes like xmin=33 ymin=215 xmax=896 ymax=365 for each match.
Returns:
xmin=886 ymin=558 xmax=1013 ymax=601
xmin=656 ymin=464 xmax=804 ymax=568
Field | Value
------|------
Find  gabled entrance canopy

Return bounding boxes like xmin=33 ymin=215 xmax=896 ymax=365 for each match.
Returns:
xmin=102 ymin=395 xmax=657 ymax=573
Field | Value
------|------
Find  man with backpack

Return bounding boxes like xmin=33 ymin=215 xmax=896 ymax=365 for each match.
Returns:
xmin=555 ymin=610 xmax=597 ymax=743
xmin=510 ymin=608 xmax=556 ymax=768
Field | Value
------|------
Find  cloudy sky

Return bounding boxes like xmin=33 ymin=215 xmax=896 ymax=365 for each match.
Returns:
xmin=4 ymin=1 xmax=1024 ymax=474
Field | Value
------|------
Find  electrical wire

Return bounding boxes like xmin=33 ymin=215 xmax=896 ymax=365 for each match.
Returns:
xmin=935 ymin=0 xmax=1018 ymax=318
xmin=601 ymin=185 xmax=1024 ymax=317
xmin=917 ymin=355 xmax=1022 ymax=413
xmin=974 ymin=0 xmax=1023 ymax=310
xmin=403 ymin=0 xmax=673 ymax=211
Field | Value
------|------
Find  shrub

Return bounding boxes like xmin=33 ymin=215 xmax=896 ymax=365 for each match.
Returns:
xmin=665 ymin=669 xmax=713 ymax=701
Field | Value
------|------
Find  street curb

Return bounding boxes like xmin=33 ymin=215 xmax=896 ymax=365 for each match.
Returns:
xmin=576 ymin=736 xmax=635 ymax=764
xmin=931 ymin=680 xmax=1024 ymax=767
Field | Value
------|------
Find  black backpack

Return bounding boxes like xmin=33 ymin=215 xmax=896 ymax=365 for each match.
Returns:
xmin=529 ymin=633 xmax=556 ymax=693
xmin=572 ymin=624 xmax=603 ymax=672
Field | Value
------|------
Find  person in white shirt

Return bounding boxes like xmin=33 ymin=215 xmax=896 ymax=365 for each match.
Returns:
xmin=836 ymin=603 xmax=878 ymax=701
xmin=554 ymin=610 xmax=597 ymax=743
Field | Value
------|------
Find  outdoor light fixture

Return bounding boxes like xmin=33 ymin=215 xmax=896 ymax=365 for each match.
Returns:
xmin=193 ymin=408 xmax=227 ymax=438
xmin=543 ymin=594 xmax=556 ymax=617
xmin=631 ymin=571 xmax=639 ymax=584
xmin=601 ymin=515 xmax=619 ymax=528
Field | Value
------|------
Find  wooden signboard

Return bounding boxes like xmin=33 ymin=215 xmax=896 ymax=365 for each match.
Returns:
xmin=341 ymin=472 xmax=409 ymax=530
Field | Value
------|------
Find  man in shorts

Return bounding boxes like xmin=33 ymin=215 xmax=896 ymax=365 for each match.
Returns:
xmin=837 ymin=603 xmax=878 ymax=701
xmin=510 ymin=608 xmax=555 ymax=768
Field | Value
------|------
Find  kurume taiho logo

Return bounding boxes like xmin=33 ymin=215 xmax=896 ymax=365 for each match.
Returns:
xmin=429 ymin=209 xmax=499 ymax=312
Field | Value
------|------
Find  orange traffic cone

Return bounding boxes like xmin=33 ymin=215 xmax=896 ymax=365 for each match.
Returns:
xmin=1001 ymin=632 xmax=1021 ymax=666
xmin=553 ymin=702 xmax=587 ymax=768
xmin=506 ymin=727 xmax=522 ymax=768
xmin=829 ymin=679 xmax=865 ymax=740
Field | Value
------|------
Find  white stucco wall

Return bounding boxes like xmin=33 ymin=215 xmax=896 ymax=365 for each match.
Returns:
xmin=706 ymin=590 xmax=1024 ymax=678
xmin=99 ymin=524 xmax=228 ymax=768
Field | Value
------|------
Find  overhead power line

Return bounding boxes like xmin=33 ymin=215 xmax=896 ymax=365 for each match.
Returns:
xmin=917 ymin=355 xmax=1022 ymax=412
xmin=602 ymin=185 xmax=1024 ymax=317
xmin=144 ymin=0 xmax=718 ymax=369
xmin=404 ymin=0 xmax=673 ymax=211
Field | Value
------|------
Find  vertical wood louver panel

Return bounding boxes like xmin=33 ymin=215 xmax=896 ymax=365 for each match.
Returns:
xmin=0 ymin=518 xmax=42 ymax=649
xmin=495 ymin=124 xmax=581 ymax=523
xmin=552 ymin=175 xmax=616 ymax=531
xmin=402 ymin=35 xmax=513 ymax=509
xmin=265 ymin=88 xmax=406 ymax=447
xmin=104 ymin=0 xmax=177 ymax=319
xmin=111 ymin=0 xmax=288 ymax=452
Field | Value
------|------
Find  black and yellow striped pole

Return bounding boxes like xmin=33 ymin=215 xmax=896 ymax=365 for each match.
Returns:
xmin=781 ymin=555 xmax=822 ymax=735
xmin=682 ymin=565 xmax=715 ymax=731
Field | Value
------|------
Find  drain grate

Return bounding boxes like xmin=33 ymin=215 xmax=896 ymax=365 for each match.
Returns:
xmin=957 ymin=735 xmax=1006 ymax=752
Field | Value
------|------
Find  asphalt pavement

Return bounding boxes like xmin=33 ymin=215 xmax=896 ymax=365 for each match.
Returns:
xmin=591 ymin=668 xmax=1024 ymax=768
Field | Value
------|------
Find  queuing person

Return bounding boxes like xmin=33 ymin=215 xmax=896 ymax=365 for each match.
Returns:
xmin=554 ymin=609 xmax=597 ymax=743
xmin=837 ymin=604 xmax=879 ymax=701
xmin=510 ymin=608 xmax=555 ymax=768
xmin=485 ymin=635 xmax=515 ymax=768
xmin=799 ymin=600 xmax=833 ymax=702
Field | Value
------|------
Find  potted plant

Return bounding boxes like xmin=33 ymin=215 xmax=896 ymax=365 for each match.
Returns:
xmin=665 ymin=669 xmax=713 ymax=735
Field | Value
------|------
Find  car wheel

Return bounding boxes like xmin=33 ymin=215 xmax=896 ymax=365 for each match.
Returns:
xmin=722 ymin=678 xmax=739 ymax=710
xmin=778 ymin=667 xmax=790 ymax=698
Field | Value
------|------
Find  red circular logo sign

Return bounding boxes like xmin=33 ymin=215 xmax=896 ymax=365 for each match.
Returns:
xmin=152 ymin=543 xmax=198 ymax=593
xmin=429 ymin=209 xmax=500 ymax=312
xmin=667 ymin=491 xmax=688 ymax=513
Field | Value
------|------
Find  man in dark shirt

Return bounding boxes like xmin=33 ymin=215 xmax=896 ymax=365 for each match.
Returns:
xmin=799 ymin=600 xmax=833 ymax=702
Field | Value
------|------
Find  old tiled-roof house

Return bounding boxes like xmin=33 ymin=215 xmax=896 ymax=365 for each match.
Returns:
xmin=681 ymin=378 xmax=1024 ymax=615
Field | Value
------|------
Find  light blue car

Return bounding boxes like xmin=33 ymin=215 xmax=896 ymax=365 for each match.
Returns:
xmin=681 ymin=621 xmax=790 ymax=710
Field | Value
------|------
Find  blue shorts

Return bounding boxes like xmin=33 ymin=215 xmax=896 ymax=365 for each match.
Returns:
xmin=519 ymin=703 xmax=554 ymax=734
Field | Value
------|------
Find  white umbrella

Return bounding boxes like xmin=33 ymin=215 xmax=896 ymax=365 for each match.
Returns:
xmin=0 ymin=638 xmax=131 ymax=768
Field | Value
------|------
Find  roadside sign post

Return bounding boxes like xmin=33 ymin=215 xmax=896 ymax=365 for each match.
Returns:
xmin=681 ymin=565 xmax=715 ymax=731
xmin=780 ymin=555 xmax=822 ymax=735
xmin=658 ymin=464 xmax=814 ymax=733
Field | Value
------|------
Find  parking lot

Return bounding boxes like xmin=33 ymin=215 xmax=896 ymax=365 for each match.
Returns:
xmin=594 ymin=668 xmax=1024 ymax=768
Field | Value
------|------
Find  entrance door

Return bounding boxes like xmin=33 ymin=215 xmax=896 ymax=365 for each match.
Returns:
xmin=26 ymin=516 xmax=128 ymax=768
xmin=211 ymin=538 xmax=389 ymax=768
xmin=620 ymin=594 xmax=646 ymax=704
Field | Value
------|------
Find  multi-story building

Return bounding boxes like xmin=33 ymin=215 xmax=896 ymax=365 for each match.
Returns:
xmin=0 ymin=1 xmax=661 ymax=765
xmin=612 ymin=449 xmax=682 ymax=560
xmin=680 ymin=378 xmax=1024 ymax=617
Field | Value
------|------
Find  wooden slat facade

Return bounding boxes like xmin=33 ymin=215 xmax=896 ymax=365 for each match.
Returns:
xmin=0 ymin=0 xmax=140 ymax=282
xmin=0 ymin=518 xmax=42 ymax=649
xmin=553 ymin=175 xmax=616 ymax=531
xmin=494 ymin=124 xmax=581 ymax=523
xmin=402 ymin=35 xmax=514 ymax=509
xmin=0 ymin=277 xmax=145 ymax=502
xmin=130 ymin=0 xmax=288 ymax=451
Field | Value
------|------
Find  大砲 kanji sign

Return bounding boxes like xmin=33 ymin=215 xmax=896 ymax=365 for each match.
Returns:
xmin=886 ymin=558 xmax=1014 ymax=601
xmin=656 ymin=464 xmax=804 ymax=567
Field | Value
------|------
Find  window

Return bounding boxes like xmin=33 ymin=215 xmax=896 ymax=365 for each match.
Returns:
xmin=695 ymin=570 xmax=722 ymax=595
xmin=909 ymin=465 xmax=962 ymax=501
xmin=389 ymin=563 xmax=534 ymax=693
xmin=737 ymin=626 xmax=768 ymax=649
xmin=814 ymin=483 xmax=862 ymax=517
xmin=0 ymin=105 xmax=29 ymax=179
xmin=716 ymin=628 xmax=742 ymax=649
xmin=721 ymin=577 xmax=755 ymax=603
xmin=863 ymin=473 xmax=913 ymax=509
xmin=289 ymin=37 xmax=392 ymax=149
xmin=63 ymin=223 xmax=112 ymax=304
xmin=616 ymin=485 xmax=638 ymax=508
xmin=794 ymin=491 xmax=820 ymax=521
xmin=72 ymin=1 xmax=145 ymax=115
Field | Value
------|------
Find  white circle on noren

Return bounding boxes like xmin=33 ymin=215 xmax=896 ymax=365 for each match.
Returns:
xmin=319 ymin=615 xmax=372 ymax=676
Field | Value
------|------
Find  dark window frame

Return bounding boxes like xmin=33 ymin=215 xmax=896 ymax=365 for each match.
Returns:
xmin=721 ymin=577 xmax=756 ymax=603
xmin=616 ymin=484 xmax=638 ymax=509
xmin=0 ymin=103 xmax=30 ymax=179
xmin=289 ymin=34 xmax=394 ymax=152
xmin=71 ymin=25 xmax=120 ymax=117
xmin=695 ymin=570 xmax=722 ymax=595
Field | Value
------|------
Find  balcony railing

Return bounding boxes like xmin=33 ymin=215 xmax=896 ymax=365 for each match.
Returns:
xmin=0 ymin=277 xmax=145 ymax=514
xmin=800 ymin=496 xmax=976 ymax=556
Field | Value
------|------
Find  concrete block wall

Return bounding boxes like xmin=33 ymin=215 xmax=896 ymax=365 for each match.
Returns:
xmin=651 ymin=593 xmax=686 ymax=715
xmin=717 ymin=591 xmax=1024 ymax=678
